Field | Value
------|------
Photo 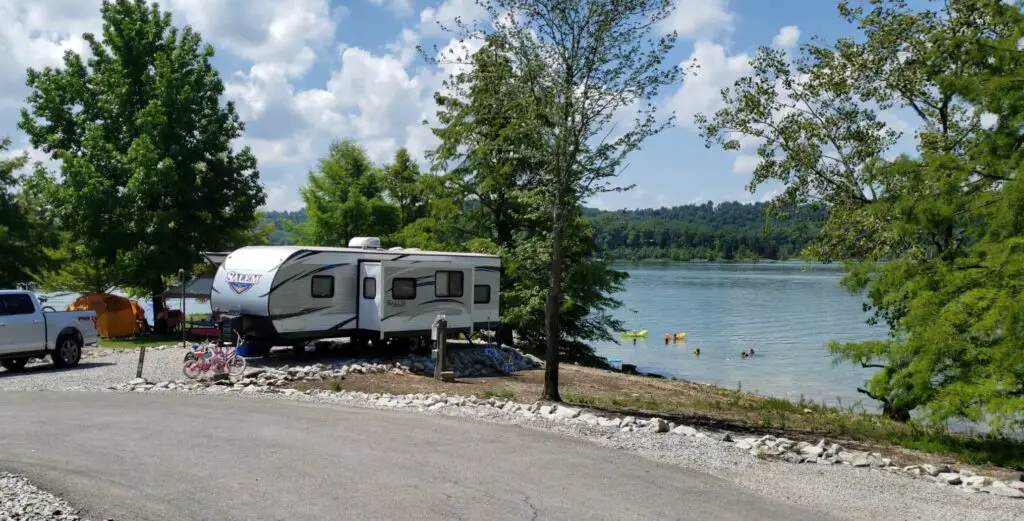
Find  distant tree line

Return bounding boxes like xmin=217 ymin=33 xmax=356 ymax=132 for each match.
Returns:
xmin=262 ymin=201 xmax=823 ymax=261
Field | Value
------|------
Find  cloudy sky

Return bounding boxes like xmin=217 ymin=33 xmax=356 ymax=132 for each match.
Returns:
xmin=0 ymin=0 xmax=901 ymax=211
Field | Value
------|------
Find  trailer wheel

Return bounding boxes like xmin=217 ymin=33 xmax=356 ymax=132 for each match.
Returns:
xmin=408 ymin=336 xmax=429 ymax=355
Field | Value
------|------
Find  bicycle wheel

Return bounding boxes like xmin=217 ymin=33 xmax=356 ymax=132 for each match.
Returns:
xmin=184 ymin=351 xmax=197 ymax=363
xmin=182 ymin=360 xmax=204 ymax=380
xmin=226 ymin=355 xmax=246 ymax=377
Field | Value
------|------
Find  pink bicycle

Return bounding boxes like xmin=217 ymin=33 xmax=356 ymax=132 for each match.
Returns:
xmin=183 ymin=342 xmax=246 ymax=379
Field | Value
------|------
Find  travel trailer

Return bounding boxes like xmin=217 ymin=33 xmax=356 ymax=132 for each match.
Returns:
xmin=209 ymin=238 xmax=500 ymax=355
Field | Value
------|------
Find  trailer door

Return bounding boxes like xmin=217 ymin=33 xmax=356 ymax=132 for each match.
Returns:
xmin=358 ymin=262 xmax=382 ymax=335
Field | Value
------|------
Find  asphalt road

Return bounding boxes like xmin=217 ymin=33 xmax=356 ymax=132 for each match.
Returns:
xmin=0 ymin=392 xmax=833 ymax=521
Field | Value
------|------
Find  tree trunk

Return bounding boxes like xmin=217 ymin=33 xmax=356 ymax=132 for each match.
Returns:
xmin=543 ymin=199 xmax=564 ymax=402
xmin=497 ymin=324 xmax=514 ymax=347
xmin=152 ymin=292 xmax=167 ymax=334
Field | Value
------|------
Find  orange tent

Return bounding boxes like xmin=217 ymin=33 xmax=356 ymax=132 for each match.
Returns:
xmin=66 ymin=293 xmax=140 ymax=338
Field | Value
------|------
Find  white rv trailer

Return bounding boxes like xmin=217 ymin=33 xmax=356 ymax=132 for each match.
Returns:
xmin=209 ymin=238 xmax=500 ymax=352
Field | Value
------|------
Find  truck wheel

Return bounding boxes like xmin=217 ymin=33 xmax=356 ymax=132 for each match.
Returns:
xmin=1 ymin=357 xmax=28 ymax=372
xmin=52 ymin=335 xmax=82 ymax=369
xmin=292 ymin=342 xmax=307 ymax=359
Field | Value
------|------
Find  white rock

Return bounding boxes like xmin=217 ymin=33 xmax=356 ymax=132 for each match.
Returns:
xmin=937 ymin=473 xmax=962 ymax=485
xmin=921 ymin=464 xmax=948 ymax=477
xmin=800 ymin=446 xmax=824 ymax=458
xmin=620 ymin=416 xmax=637 ymax=427
xmin=826 ymin=443 xmax=841 ymax=457
xmin=578 ymin=413 xmax=600 ymax=426
xmin=671 ymin=425 xmax=698 ymax=437
xmin=851 ymin=455 xmax=870 ymax=468
xmin=553 ymin=407 xmax=581 ymax=420
xmin=982 ymin=484 xmax=1024 ymax=498
xmin=735 ymin=440 xmax=754 ymax=451
xmin=428 ymin=402 xmax=445 ymax=411
xmin=597 ymin=417 xmax=622 ymax=428
xmin=646 ymin=418 xmax=670 ymax=433
xmin=128 ymin=378 xmax=148 ymax=386
xmin=781 ymin=452 xmax=805 ymax=464
xmin=539 ymin=405 xmax=555 ymax=416
xmin=963 ymin=476 xmax=990 ymax=488
xmin=1007 ymin=480 xmax=1024 ymax=492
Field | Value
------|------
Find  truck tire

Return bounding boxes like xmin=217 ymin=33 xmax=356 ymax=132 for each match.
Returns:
xmin=1 ymin=357 xmax=28 ymax=372
xmin=51 ymin=335 xmax=82 ymax=369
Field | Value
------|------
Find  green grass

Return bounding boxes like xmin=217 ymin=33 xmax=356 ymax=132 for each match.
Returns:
xmin=98 ymin=335 xmax=184 ymax=349
xmin=482 ymin=390 xmax=517 ymax=400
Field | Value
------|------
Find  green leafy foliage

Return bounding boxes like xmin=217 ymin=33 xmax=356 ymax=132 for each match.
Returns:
xmin=18 ymin=0 xmax=265 ymax=296
xmin=0 ymin=138 xmax=53 ymax=288
xmin=700 ymin=0 xmax=1024 ymax=431
xmin=299 ymin=140 xmax=401 ymax=246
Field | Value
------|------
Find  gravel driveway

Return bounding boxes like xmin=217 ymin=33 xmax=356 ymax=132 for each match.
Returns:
xmin=0 ymin=347 xmax=192 ymax=391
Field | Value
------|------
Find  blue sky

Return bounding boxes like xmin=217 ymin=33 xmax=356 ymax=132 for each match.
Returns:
xmin=0 ymin=1 xmax=909 ymax=211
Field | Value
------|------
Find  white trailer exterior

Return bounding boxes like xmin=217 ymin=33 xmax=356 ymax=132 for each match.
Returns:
xmin=209 ymin=242 xmax=500 ymax=348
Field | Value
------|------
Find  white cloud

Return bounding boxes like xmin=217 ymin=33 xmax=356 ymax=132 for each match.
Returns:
xmin=659 ymin=0 xmax=734 ymax=40
xmin=0 ymin=1 xmax=101 ymax=98
xmin=418 ymin=0 xmax=488 ymax=37
xmin=166 ymin=0 xmax=338 ymax=77
xmin=731 ymin=154 xmax=760 ymax=175
xmin=667 ymin=41 xmax=753 ymax=130
xmin=772 ymin=25 xmax=800 ymax=50
xmin=369 ymin=0 xmax=415 ymax=18
xmin=264 ymin=184 xmax=305 ymax=211
xmin=980 ymin=112 xmax=998 ymax=129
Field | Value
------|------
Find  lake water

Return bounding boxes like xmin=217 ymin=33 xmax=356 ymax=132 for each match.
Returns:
xmin=592 ymin=263 xmax=887 ymax=411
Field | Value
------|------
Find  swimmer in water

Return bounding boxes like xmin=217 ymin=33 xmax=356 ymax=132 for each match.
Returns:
xmin=748 ymin=348 xmax=755 ymax=357
xmin=693 ymin=348 xmax=701 ymax=356
xmin=664 ymin=335 xmax=671 ymax=345
xmin=741 ymin=351 xmax=748 ymax=359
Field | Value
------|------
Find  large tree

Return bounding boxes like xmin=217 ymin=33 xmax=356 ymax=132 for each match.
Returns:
xmin=18 ymin=0 xmax=265 ymax=321
xmin=381 ymin=148 xmax=428 ymax=227
xmin=428 ymin=36 xmax=627 ymax=356
xmin=300 ymin=139 xmax=401 ymax=246
xmin=0 ymin=138 xmax=53 ymax=288
xmin=699 ymin=0 xmax=1024 ymax=430
xmin=437 ymin=0 xmax=680 ymax=400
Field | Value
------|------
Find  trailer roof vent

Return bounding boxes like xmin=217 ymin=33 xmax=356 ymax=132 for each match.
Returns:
xmin=348 ymin=236 xmax=382 ymax=249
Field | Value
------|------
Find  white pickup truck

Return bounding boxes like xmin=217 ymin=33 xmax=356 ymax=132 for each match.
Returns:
xmin=0 ymin=290 xmax=98 ymax=372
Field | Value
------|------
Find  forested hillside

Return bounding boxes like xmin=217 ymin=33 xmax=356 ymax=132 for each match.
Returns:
xmin=262 ymin=201 xmax=822 ymax=260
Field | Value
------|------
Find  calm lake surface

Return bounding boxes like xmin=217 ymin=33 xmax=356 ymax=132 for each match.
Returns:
xmin=592 ymin=263 xmax=887 ymax=411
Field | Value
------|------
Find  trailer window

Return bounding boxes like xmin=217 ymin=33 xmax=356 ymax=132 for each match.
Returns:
xmin=311 ymin=275 xmax=335 ymax=298
xmin=435 ymin=271 xmax=464 ymax=298
xmin=392 ymin=278 xmax=417 ymax=300
xmin=474 ymin=284 xmax=491 ymax=304
xmin=0 ymin=294 xmax=35 ymax=316
xmin=363 ymin=277 xmax=376 ymax=299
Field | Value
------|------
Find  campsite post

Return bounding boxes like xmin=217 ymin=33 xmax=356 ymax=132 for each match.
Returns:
xmin=433 ymin=315 xmax=447 ymax=380
xmin=136 ymin=343 xmax=146 ymax=378
xmin=179 ymin=269 xmax=186 ymax=348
